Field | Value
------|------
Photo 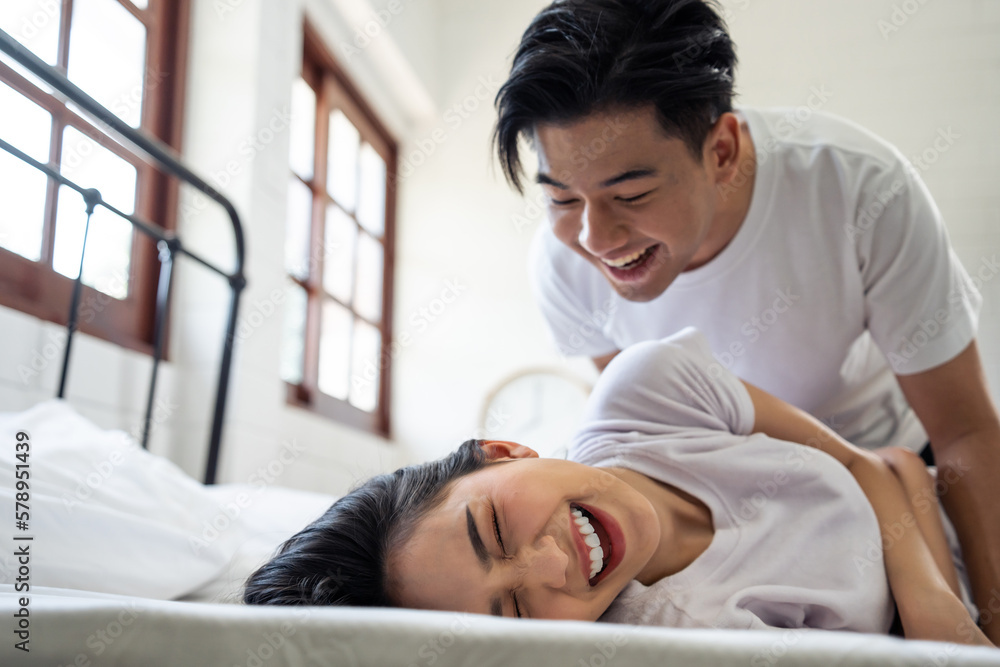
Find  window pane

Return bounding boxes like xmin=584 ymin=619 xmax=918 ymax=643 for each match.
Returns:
xmin=53 ymin=127 xmax=137 ymax=298
xmin=349 ymin=319 xmax=380 ymax=412
xmin=318 ymin=299 xmax=352 ymax=400
xmin=354 ymin=233 xmax=383 ymax=322
xmin=0 ymin=81 xmax=52 ymax=162
xmin=59 ymin=126 xmax=137 ymax=213
xmin=0 ymin=82 xmax=51 ymax=261
xmin=129 ymin=0 xmax=149 ymax=9
xmin=323 ymin=204 xmax=356 ymax=303
xmin=67 ymin=0 xmax=148 ymax=127
xmin=52 ymin=185 xmax=132 ymax=299
xmin=0 ymin=150 xmax=47 ymax=261
xmin=285 ymin=177 xmax=312 ymax=280
xmin=327 ymin=109 xmax=359 ymax=211
xmin=280 ymin=282 xmax=308 ymax=385
xmin=0 ymin=0 xmax=62 ymax=65
xmin=289 ymin=78 xmax=316 ymax=180
xmin=356 ymin=144 xmax=385 ymax=236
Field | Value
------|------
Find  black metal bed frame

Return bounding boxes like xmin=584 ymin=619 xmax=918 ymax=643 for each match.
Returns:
xmin=0 ymin=29 xmax=246 ymax=484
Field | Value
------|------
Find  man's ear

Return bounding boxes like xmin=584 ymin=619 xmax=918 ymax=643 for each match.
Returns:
xmin=706 ymin=111 xmax=742 ymax=179
xmin=480 ymin=440 xmax=539 ymax=461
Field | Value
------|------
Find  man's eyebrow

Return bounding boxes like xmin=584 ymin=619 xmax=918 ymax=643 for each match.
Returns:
xmin=466 ymin=506 xmax=492 ymax=571
xmin=599 ymin=168 xmax=658 ymax=188
xmin=536 ymin=172 xmax=567 ymax=189
xmin=535 ymin=168 xmax=659 ymax=190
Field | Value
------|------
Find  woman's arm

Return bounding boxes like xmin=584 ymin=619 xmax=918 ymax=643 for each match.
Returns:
xmin=872 ymin=446 xmax=963 ymax=599
xmin=741 ymin=380 xmax=993 ymax=647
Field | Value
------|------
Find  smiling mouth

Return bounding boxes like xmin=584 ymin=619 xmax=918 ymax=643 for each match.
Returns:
xmin=600 ymin=245 xmax=658 ymax=279
xmin=571 ymin=504 xmax=612 ymax=585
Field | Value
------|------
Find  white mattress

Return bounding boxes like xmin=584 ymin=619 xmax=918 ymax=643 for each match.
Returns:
xmin=3 ymin=585 xmax=1000 ymax=666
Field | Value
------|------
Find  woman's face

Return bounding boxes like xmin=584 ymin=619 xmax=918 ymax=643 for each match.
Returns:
xmin=389 ymin=441 xmax=660 ymax=620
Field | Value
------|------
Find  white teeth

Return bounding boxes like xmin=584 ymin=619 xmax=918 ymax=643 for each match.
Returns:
xmin=573 ymin=507 xmax=607 ymax=581
xmin=601 ymin=248 xmax=648 ymax=268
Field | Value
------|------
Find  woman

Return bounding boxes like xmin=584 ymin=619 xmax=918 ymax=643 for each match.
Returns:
xmin=244 ymin=329 xmax=992 ymax=647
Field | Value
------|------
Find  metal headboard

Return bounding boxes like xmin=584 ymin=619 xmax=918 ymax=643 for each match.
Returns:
xmin=0 ymin=28 xmax=246 ymax=484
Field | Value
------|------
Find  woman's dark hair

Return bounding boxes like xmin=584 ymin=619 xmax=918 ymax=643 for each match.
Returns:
xmin=494 ymin=0 xmax=738 ymax=192
xmin=243 ymin=439 xmax=491 ymax=607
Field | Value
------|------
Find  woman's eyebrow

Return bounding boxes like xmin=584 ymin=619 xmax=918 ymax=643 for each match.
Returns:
xmin=467 ymin=506 xmax=506 ymax=617
xmin=465 ymin=506 xmax=492 ymax=571
xmin=490 ymin=597 xmax=503 ymax=617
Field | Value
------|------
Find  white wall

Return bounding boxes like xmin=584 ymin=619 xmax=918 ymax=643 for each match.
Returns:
xmin=0 ymin=306 xmax=182 ymax=446
xmin=2 ymin=0 xmax=997 ymax=488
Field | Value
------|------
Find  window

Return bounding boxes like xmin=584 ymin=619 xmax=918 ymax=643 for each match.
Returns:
xmin=0 ymin=0 xmax=189 ymax=354
xmin=281 ymin=23 xmax=397 ymax=437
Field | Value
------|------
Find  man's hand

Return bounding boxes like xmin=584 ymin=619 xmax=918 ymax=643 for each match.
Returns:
xmin=896 ymin=340 xmax=1000 ymax=644
xmin=592 ymin=350 xmax=620 ymax=373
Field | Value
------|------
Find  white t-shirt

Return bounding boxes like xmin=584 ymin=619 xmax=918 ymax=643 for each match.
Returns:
xmin=530 ymin=107 xmax=982 ymax=451
xmin=569 ymin=328 xmax=973 ymax=632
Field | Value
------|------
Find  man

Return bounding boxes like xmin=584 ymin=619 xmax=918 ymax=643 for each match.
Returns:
xmin=492 ymin=0 xmax=1000 ymax=641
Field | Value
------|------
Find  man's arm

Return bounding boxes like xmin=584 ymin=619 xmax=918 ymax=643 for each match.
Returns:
xmin=743 ymin=380 xmax=992 ymax=646
xmin=592 ymin=350 xmax=620 ymax=373
xmin=895 ymin=339 xmax=1000 ymax=644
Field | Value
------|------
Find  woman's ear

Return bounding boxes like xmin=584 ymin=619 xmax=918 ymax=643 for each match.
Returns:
xmin=480 ymin=440 xmax=539 ymax=461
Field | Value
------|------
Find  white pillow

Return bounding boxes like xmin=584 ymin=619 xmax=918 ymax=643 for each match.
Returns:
xmin=181 ymin=484 xmax=336 ymax=603
xmin=0 ymin=399 xmax=240 ymax=599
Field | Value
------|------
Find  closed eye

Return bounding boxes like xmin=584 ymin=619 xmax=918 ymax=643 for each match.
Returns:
xmin=617 ymin=191 xmax=652 ymax=203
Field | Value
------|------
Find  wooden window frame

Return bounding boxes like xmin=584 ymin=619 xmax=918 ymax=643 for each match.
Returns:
xmin=0 ymin=0 xmax=190 ymax=357
xmin=284 ymin=22 xmax=397 ymax=438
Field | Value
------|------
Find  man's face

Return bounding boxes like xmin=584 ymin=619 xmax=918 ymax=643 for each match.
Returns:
xmin=390 ymin=443 xmax=660 ymax=621
xmin=533 ymin=105 xmax=723 ymax=302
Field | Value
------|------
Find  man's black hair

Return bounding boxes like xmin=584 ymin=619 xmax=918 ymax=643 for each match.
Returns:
xmin=494 ymin=0 xmax=737 ymax=192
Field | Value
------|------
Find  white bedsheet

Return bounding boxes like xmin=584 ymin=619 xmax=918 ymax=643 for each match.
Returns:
xmin=3 ymin=585 xmax=999 ymax=666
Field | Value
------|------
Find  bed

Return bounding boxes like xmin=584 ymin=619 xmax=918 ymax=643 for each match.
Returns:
xmin=3 ymin=400 xmax=1000 ymax=667
xmin=1 ymin=24 xmax=999 ymax=667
